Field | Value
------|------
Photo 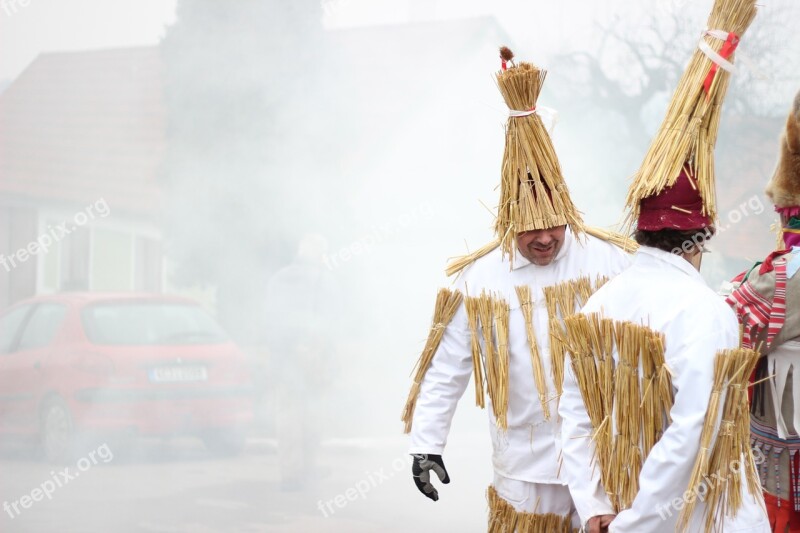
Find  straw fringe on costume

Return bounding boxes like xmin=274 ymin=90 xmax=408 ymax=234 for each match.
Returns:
xmin=678 ymin=347 xmax=761 ymax=530
xmin=486 ymin=486 xmax=576 ymax=533
xmin=446 ymin=239 xmax=503 ymax=278
xmin=584 ymin=227 xmax=638 ymax=254
xmin=444 ymin=227 xmax=634 ymax=278
xmin=625 ymin=0 xmax=758 ymax=227
xmin=563 ymin=314 xmax=673 ymax=512
xmin=516 ymin=285 xmax=550 ymax=420
xmin=465 ymin=295 xmax=486 ymax=408
xmin=462 ymin=292 xmax=515 ymax=430
xmin=545 ymin=276 xmax=610 ymax=395
xmin=401 ymin=288 xmax=464 ymax=433
xmin=492 ymin=297 xmax=512 ymax=430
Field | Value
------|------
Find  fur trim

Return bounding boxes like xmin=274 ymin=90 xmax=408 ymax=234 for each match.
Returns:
xmin=766 ymin=90 xmax=800 ymax=208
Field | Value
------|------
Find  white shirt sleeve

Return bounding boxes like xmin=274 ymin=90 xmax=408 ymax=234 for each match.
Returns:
xmin=408 ymin=302 xmax=473 ymax=455
xmin=559 ymin=362 xmax=616 ymax=523
xmin=609 ymin=314 xmax=739 ymax=532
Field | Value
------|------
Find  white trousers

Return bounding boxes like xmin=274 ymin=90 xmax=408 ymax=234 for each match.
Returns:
xmin=492 ymin=472 xmax=580 ymax=528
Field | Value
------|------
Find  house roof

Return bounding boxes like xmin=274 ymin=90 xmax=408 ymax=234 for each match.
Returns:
xmin=0 ymin=47 xmax=165 ymax=217
xmin=0 ymin=18 xmax=507 ymax=220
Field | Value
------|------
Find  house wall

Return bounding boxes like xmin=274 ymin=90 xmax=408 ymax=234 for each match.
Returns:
xmin=0 ymin=205 xmax=39 ymax=309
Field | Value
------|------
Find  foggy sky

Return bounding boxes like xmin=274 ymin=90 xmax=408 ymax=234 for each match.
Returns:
xmin=2 ymin=1 xmax=800 ymax=531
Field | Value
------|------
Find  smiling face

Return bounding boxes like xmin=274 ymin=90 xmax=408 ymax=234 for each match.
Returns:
xmin=515 ymin=225 xmax=567 ymax=266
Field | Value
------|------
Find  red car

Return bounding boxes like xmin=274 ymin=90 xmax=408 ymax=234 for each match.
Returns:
xmin=0 ymin=293 xmax=255 ymax=461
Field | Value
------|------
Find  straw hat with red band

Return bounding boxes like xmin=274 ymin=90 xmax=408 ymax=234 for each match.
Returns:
xmin=637 ymin=168 xmax=713 ymax=231
xmin=624 ymin=0 xmax=758 ymax=232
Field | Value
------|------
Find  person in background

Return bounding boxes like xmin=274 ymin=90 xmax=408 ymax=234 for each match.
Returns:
xmin=263 ymin=233 xmax=337 ymax=491
xmin=727 ymin=90 xmax=800 ymax=533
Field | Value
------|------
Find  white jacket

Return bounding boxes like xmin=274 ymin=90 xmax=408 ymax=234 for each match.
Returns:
xmin=409 ymin=230 xmax=631 ymax=482
xmin=559 ymin=246 xmax=770 ymax=532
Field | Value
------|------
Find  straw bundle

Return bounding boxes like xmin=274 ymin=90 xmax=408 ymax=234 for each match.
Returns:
xmin=401 ymin=288 xmax=464 ymax=433
xmin=679 ymin=351 xmax=730 ymax=530
xmin=585 ymin=226 xmax=639 ymax=254
xmin=487 ymin=485 xmax=576 ymax=533
xmin=611 ymin=322 xmax=644 ymax=510
xmin=465 ymin=295 xmax=486 ymax=408
xmin=446 ymin=239 xmax=501 ymax=278
xmin=516 ymin=285 xmax=550 ymax=420
xmin=625 ymin=0 xmax=758 ymax=226
xmin=444 ymin=226 xmax=633 ymax=279
xmin=544 ymin=276 xmax=607 ymax=394
xmin=564 ymin=314 xmax=614 ymax=495
xmin=640 ymin=331 xmax=672 ymax=458
xmin=678 ymin=347 xmax=760 ymax=530
xmin=563 ymin=315 xmax=673 ymax=513
xmin=495 ymin=49 xmax=584 ymax=261
xmin=478 ymin=292 xmax=498 ymax=417
xmin=493 ymin=297 xmax=511 ymax=431
xmin=474 ymin=292 xmax=511 ymax=430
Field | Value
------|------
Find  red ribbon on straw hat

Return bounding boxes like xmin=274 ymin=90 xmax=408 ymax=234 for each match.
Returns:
xmin=703 ymin=31 xmax=740 ymax=94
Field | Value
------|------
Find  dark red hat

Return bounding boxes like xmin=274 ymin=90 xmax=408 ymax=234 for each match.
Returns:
xmin=637 ymin=168 xmax=712 ymax=231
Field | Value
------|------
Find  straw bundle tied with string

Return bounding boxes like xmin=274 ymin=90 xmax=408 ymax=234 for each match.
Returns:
xmin=585 ymin=227 xmax=639 ymax=254
xmin=487 ymin=486 xmax=576 ymax=533
xmin=465 ymin=295 xmax=486 ymax=408
xmin=563 ymin=315 xmax=673 ymax=513
xmin=478 ymin=293 xmax=499 ymax=421
xmin=516 ymin=285 xmax=550 ymax=420
xmin=401 ymin=288 xmax=463 ymax=433
xmin=492 ymin=297 xmax=511 ymax=430
xmin=545 ymin=275 xmax=610 ymax=395
xmin=446 ymin=239 xmax=502 ymax=277
xmin=444 ymin=227 xmax=635 ymax=279
xmin=471 ymin=292 xmax=511 ymax=430
xmin=611 ymin=321 xmax=644 ymax=510
xmin=678 ymin=347 xmax=760 ymax=530
xmin=625 ymin=0 xmax=758 ymax=227
xmin=564 ymin=314 xmax=614 ymax=499
xmin=640 ymin=329 xmax=672 ymax=459
xmin=495 ymin=47 xmax=584 ymax=262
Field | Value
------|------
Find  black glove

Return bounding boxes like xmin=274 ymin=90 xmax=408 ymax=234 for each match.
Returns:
xmin=411 ymin=454 xmax=450 ymax=501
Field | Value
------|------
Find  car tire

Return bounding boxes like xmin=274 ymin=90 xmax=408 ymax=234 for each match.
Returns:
xmin=40 ymin=397 xmax=76 ymax=463
xmin=201 ymin=429 xmax=246 ymax=457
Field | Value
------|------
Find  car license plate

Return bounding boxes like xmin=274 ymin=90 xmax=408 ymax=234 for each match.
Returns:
xmin=149 ymin=366 xmax=208 ymax=383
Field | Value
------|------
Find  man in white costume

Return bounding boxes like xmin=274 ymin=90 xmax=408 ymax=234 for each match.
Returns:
xmin=559 ymin=170 xmax=770 ymax=532
xmin=404 ymin=49 xmax=632 ymax=530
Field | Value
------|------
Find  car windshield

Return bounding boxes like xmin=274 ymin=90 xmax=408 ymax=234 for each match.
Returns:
xmin=81 ymin=302 xmax=230 ymax=345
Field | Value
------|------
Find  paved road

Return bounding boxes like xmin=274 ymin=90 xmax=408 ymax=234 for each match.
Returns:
xmin=0 ymin=434 xmax=492 ymax=533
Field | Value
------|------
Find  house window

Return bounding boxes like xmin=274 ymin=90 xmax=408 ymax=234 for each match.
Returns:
xmin=60 ymin=226 xmax=90 ymax=291
xmin=135 ymin=236 xmax=162 ymax=292
xmin=91 ymin=229 xmax=133 ymax=291
xmin=41 ymin=238 xmax=60 ymax=291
